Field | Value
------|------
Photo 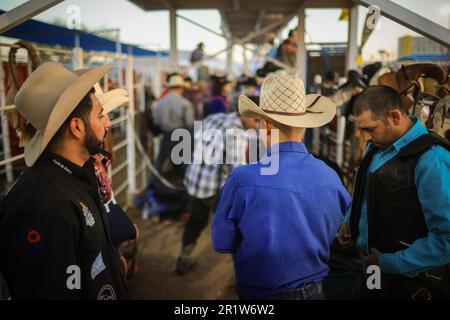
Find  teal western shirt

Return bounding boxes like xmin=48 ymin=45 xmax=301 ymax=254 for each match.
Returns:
xmin=343 ymin=117 xmax=450 ymax=277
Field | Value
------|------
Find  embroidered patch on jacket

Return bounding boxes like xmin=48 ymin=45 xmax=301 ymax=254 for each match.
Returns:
xmin=91 ymin=252 xmax=106 ymax=280
xmin=80 ymin=202 xmax=95 ymax=227
xmin=97 ymin=284 xmax=117 ymax=300
xmin=24 ymin=227 xmax=45 ymax=254
xmin=27 ymin=229 xmax=41 ymax=244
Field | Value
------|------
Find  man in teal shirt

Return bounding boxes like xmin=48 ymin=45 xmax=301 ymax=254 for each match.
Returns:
xmin=337 ymin=85 xmax=450 ymax=300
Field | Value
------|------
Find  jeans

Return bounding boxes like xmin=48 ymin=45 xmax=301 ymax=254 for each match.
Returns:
xmin=239 ymin=282 xmax=324 ymax=300
xmin=181 ymin=195 xmax=218 ymax=249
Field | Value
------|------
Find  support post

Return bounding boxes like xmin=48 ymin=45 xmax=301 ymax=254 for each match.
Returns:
xmin=72 ymin=32 xmax=84 ymax=69
xmin=169 ymin=7 xmax=178 ymax=71
xmin=296 ymin=6 xmax=307 ymax=85
xmin=226 ymin=40 xmax=234 ymax=79
xmin=126 ymin=55 xmax=137 ymax=204
xmin=242 ymin=45 xmax=248 ymax=75
xmin=346 ymin=5 xmax=359 ymax=72
xmin=0 ymin=63 xmax=13 ymax=183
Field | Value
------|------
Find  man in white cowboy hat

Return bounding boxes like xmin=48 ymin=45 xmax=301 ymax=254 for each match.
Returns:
xmin=212 ymin=72 xmax=352 ymax=300
xmin=151 ymin=74 xmax=194 ymax=181
xmin=0 ymin=62 xmax=129 ymax=299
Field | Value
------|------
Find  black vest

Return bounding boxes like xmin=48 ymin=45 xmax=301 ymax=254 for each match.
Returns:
xmin=349 ymin=133 xmax=450 ymax=253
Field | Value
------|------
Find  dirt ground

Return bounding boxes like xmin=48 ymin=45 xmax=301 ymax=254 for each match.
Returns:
xmin=125 ymin=208 xmax=238 ymax=300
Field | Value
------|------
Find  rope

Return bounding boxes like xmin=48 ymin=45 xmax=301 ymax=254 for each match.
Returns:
xmin=134 ymin=130 xmax=185 ymax=192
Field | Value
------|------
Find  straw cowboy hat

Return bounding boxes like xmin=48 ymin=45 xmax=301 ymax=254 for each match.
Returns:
xmin=14 ymin=62 xmax=113 ymax=167
xmin=74 ymin=69 xmax=129 ymax=114
xmin=166 ymin=74 xmax=187 ymax=88
xmin=238 ymin=72 xmax=336 ymax=128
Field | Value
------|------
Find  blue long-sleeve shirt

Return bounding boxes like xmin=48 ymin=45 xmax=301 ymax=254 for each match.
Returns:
xmin=212 ymin=142 xmax=352 ymax=297
xmin=343 ymin=117 xmax=450 ymax=277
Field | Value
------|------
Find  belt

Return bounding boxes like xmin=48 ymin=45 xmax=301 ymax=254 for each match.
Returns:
xmin=242 ymin=282 xmax=323 ymax=300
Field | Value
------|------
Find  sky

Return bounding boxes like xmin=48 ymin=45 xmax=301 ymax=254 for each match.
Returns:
xmin=1 ymin=0 xmax=449 ymax=63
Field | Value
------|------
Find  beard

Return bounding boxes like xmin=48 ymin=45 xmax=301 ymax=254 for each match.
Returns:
xmin=84 ymin=123 xmax=107 ymax=156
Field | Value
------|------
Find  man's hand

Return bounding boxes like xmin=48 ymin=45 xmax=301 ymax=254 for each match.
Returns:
xmin=364 ymin=247 xmax=381 ymax=266
xmin=336 ymin=223 xmax=354 ymax=249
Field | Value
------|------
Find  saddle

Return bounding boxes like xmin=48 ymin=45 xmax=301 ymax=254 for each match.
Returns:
xmin=378 ymin=63 xmax=450 ymax=136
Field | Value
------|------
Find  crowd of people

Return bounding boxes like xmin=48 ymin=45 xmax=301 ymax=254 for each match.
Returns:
xmin=0 ymin=35 xmax=449 ymax=300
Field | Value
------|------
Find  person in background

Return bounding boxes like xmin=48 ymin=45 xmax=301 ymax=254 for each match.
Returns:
xmin=176 ymin=102 xmax=260 ymax=275
xmin=152 ymin=75 xmax=194 ymax=181
xmin=190 ymin=42 xmax=205 ymax=64
xmin=275 ymin=29 xmax=298 ymax=68
xmin=73 ymin=72 xmax=140 ymax=281
xmin=205 ymin=76 xmax=232 ymax=117
xmin=321 ymin=71 xmax=339 ymax=97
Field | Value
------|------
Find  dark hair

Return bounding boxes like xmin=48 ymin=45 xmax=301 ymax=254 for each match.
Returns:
xmin=49 ymin=87 xmax=95 ymax=145
xmin=288 ymin=29 xmax=297 ymax=38
xmin=354 ymin=85 xmax=404 ymax=119
xmin=211 ymin=77 xmax=228 ymax=96
xmin=324 ymin=70 xmax=336 ymax=82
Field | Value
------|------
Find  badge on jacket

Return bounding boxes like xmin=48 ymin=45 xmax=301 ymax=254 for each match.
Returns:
xmin=80 ymin=202 xmax=95 ymax=227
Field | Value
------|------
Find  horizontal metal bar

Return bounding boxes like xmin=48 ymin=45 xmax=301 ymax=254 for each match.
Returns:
xmin=110 ymin=114 xmax=127 ymax=127
xmin=0 ymin=153 xmax=24 ymax=166
xmin=111 ymin=159 xmax=128 ymax=177
xmin=136 ymin=162 xmax=146 ymax=176
xmin=113 ymin=179 xmax=129 ymax=197
xmin=0 ymin=104 xmax=16 ymax=112
xmin=112 ymin=139 xmax=127 ymax=152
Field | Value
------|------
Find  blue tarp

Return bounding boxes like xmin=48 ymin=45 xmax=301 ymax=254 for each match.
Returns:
xmin=398 ymin=54 xmax=449 ymax=62
xmin=0 ymin=10 xmax=168 ymax=57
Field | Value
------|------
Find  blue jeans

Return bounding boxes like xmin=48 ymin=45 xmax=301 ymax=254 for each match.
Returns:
xmin=239 ymin=282 xmax=324 ymax=300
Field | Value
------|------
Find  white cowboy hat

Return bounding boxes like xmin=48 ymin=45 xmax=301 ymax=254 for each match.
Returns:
xmin=238 ymin=72 xmax=336 ymax=128
xmin=166 ymin=74 xmax=186 ymax=88
xmin=74 ymin=69 xmax=129 ymax=114
xmin=14 ymin=62 xmax=113 ymax=167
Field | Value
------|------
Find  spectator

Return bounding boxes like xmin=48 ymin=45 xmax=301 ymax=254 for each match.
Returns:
xmin=205 ymin=76 xmax=232 ymax=117
xmin=275 ymin=29 xmax=298 ymax=68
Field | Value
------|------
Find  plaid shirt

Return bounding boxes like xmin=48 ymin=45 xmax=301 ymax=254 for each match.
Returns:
xmin=184 ymin=112 xmax=249 ymax=199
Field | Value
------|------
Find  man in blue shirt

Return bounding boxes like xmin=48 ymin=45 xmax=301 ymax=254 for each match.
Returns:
xmin=337 ymin=85 xmax=450 ymax=300
xmin=212 ymin=72 xmax=352 ymax=299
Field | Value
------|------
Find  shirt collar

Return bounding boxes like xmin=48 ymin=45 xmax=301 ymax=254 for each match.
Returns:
xmin=39 ymin=151 xmax=93 ymax=179
xmin=391 ymin=116 xmax=428 ymax=152
xmin=266 ymin=141 xmax=309 ymax=156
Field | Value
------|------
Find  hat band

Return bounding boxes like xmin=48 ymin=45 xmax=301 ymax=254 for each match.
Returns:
xmin=261 ymin=96 xmax=323 ymax=116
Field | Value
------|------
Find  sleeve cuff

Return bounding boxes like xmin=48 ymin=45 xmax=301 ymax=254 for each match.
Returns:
xmin=379 ymin=253 xmax=400 ymax=275
xmin=343 ymin=211 xmax=351 ymax=224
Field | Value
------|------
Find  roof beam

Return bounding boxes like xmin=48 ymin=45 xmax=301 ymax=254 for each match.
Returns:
xmin=157 ymin=0 xmax=174 ymax=10
xmin=232 ymin=0 xmax=241 ymax=11
xmin=353 ymin=0 xmax=449 ymax=47
xmin=219 ymin=10 xmax=232 ymax=38
xmin=254 ymin=10 xmax=266 ymax=32
xmin=0 ymin=0 xmax=63 ymax=34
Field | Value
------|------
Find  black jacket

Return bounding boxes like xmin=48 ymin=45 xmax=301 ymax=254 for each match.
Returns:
xmin=0 ymin=151 xmax=129 ymax=300
xmin=349 ymin=133 xmax=450 ymax=252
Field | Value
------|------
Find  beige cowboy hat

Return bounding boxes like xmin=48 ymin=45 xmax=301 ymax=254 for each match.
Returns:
xmin=166 ymin=74 xmax=187 ymax=88
xmin=14 ymin=62 xmax=113 ymax=167
xmin=74 ymin=69 xmax=129 ymax=114
xmin=238 ymin=72 xmax=336 ymax=128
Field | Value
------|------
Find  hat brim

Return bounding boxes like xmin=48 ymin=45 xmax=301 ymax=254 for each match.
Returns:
xmin=238 ymin=94 xmax=336 ymax=128
xmin=25 ymin=65 xmax=112 ymax=166
xmin=102 ymin=95 xmax=129 ymax=114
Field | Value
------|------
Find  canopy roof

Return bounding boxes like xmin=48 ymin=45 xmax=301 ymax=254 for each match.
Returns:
xmin=128 ymin=0 xmax=353 ymax=44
